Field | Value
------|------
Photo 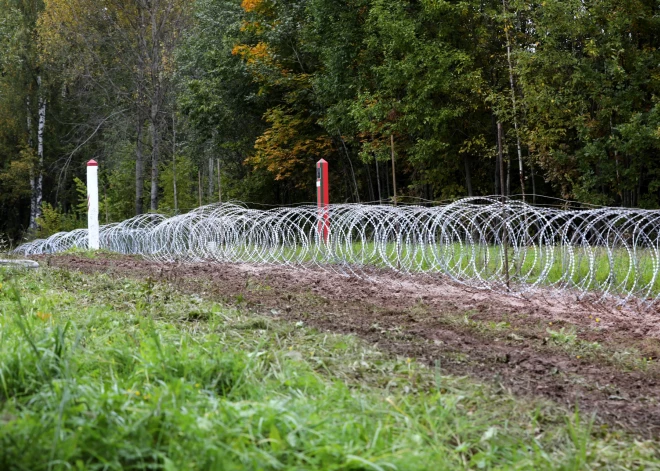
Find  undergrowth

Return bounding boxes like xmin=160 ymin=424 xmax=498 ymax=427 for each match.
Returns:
xmin=0 ymin=268 xmax=657 ymax=470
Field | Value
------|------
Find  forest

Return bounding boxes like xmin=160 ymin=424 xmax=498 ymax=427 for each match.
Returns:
xmin=0 ymin=0 xmax=659 ymax=241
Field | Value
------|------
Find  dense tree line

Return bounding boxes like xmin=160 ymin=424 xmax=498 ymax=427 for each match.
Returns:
xmin=0 ymin=0 xmax=659 ymax=241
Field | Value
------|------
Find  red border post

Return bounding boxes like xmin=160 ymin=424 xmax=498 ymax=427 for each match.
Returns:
xmin=316 ymin=159 xmax=329 ymax=243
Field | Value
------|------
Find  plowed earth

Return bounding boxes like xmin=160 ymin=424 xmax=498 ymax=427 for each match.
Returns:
xmin=39 ymin=254 xmax=660 ymax=438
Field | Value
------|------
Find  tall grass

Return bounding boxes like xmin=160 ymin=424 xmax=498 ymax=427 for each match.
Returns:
xmin=0 ymin=268 xmax=657 ymax=470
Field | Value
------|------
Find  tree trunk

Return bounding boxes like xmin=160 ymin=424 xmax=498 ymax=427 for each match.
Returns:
xmin=530 ymin=161 xmax=536 ymax=205
xmin=365 ymin=162 xmax=374 ymax=202
xmin=150 ymin=103 xmax=160 ymax=211
xmin=37 ymin=89 xmax=45 ymax=202
xmin=492 ymin=114 xmax=500 ymax=196
xmin=373 ymin=156 xmax=382 ymax=204
xmin=494 ymin=157 xmax=499 ymax=196
xmin=337 ymin=132 xmax=360 ymax=203
xmin=375 ymin=156 xmax=382 ymax=204
xmin=506 ymin=144 xmax=511 ymax=197
xmin=30 ymin=76 xmax=46 ymax=230
xmin=464 ymin=154 xmax=473 ymax=197
xmin=149 ymin=2 xmax=162 ymax=212
xmin=172 ymin=112 xmax=178 ymax=214
xmin=385 ymin=158 xmax=391 ymax=200
xmin=502 ymin=0 xmax=525 ymax=201
xmin=497 ymin=122 xmax=510 ymax=288
xmin=498 ymin=123 xmax=506 ymax=202
xmin=391 ymin=134 xmax=397 ymax=206
xmin=208 ymin=157 xmax=214 ymax=200
xmin=217 ymin=158 xmax=222 ymax=203
xmin=135 ymin=8 xmax=146 ymax=216
xmin=135 ymin=116 xmax=145 ymax=215
xmin=27 ymin=95 xmax=37 ymax=230
xmin=198 ymin=168 xmax=202 ymax=207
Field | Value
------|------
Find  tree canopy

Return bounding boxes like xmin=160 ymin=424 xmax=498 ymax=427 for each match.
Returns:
xmin=0 ymin=0 xmax=658 ymax=240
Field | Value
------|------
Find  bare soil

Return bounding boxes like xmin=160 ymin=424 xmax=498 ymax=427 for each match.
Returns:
xmin=38 ymin=254 xmax=660 ymax=438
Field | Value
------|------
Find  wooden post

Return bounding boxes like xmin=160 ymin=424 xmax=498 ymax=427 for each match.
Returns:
xmin=497 ymin=122 xmax=510 ymax=289
xmin=391 ymin=134 xmax=397 ymax=206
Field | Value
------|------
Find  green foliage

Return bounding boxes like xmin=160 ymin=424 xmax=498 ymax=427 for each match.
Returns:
xmin=34 ymin=202 xmax=82 ymax=238
xmin=33 ymin=175 xmax=117 ymax=238
xmin=547 ymin=327 xmax=578 ymax=346
xmin=34 ymin=202 xmax=62 ymax=237
xmin=102 ymin=141 xmax=145 ymax=222
xmin=73 ymin=176 xmax=87 ymax=215
xmin=159 ymin=154 xmax=199 ymax=213
xmin=2 ymin=0 xmax=660 ymax=238
xmin=514 ymin=0 xmax=660 ymax=204
xmin=0 ymin=232 xmax=9 ymax=252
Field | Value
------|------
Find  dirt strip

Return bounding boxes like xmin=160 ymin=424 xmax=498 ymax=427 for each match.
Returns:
xmin=38 ymin=254 xmax=660 ymax=438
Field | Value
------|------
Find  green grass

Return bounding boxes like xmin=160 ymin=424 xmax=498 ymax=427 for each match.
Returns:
xmin=0 ymin=268 xmax=658 ymax=470
xmin=240 ymin=241 xmax=660 ymax=298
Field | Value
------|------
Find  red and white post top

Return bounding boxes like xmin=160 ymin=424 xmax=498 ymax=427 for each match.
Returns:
xmin=87 ymin=159 xmax=98 ymax=167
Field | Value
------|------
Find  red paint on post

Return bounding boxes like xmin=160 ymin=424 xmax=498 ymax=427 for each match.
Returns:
xmin=316 ymin=159 xmax=329 ymax=242
xmin=87 ymin=159 xmax=98 ymax=167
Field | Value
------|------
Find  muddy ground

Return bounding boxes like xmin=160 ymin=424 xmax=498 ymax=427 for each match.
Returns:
xmin=38 ymin=254 xmax=660 ymax=438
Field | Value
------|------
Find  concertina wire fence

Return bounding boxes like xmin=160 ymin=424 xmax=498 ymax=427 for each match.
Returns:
xmin=12 ymin=197 xmax=660 ymax=306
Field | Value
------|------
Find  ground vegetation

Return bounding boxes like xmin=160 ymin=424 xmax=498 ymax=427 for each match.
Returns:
xmin=1 ymin=260 xmax=659 ymax=468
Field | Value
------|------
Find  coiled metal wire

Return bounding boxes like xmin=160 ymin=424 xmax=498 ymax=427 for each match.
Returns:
xmin=13 ymin=198 xmax=660 ymax=305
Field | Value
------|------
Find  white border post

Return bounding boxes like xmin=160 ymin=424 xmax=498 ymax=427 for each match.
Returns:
xmin=87 ymin=159 xmax=100 ymax=250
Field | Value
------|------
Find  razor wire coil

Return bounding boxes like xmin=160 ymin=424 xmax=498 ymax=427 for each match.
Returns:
xmin=13 ymin=197 xmax=660 ymax=305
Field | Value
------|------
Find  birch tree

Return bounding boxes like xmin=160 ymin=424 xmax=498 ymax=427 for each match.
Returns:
xmin=0 ymin=0 xmax=47 ymax=230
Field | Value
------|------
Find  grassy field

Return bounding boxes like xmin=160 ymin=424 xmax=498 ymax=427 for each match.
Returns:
xmin=0 ymin=266 xmax=658 ymax=470
xmin=213 ymin=240 xmax=660 ymax=297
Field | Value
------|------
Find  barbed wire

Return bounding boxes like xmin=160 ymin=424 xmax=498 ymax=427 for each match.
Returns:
xmin=13 ymin=197 xmax=660 ymax=306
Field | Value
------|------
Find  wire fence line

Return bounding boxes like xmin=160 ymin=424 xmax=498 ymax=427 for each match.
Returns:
xmin=12 ymin=197 xmax=660 ymax=306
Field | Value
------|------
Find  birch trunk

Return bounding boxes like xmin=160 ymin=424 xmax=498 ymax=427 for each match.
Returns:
xmin=29 ymin=76 xmax=45 ymax=230
xmin=36 ymin=77 xmax=45 ymax=218
xmin=27 ymin=95 xmax=37 ymax=230
xmin=503 ymin=0 xmax=525 ymax=200
xmin=172 ymin=112 xmax=178 ymax=214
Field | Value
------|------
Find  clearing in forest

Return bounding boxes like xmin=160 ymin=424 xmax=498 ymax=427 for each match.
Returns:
xmin=0 ymin=254 xmax=659 ymax=469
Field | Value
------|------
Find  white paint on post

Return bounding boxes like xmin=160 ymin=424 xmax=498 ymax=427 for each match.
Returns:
xmin=87 ymin=160 xmax=100 ymax=250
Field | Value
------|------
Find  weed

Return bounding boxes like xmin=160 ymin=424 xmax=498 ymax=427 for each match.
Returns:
xmin=547 ymin=327 xmax=578 ymax=345
xmin=0 ymin=233 xmax=9 ymax=253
